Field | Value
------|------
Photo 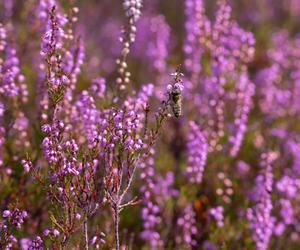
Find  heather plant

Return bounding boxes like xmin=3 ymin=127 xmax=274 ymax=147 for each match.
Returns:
xmin=1 ymin=0 xmax=300 ymax=250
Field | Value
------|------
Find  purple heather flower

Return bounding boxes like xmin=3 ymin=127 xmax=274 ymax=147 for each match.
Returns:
xmin=21 ymin=159 xmax=32 ymax=173
xmin=3 ymin=210 xmax=11 ymax=218
xmin=90 ymin=77 xmax=106 ymax=99
xmin=28 ymin=236 xmax=43 ymax=250
xmin=53 ymin=229 xmax=60 ymax=237
xmin=273 ymin=222 xmax=285 ymax=237
xmin=279 ymin=199 xmax=293 ymax=225
xmin=209 ymin=206 xmax=224 ymax=228
xmin=235 ymin=160 xmax=250 ymax=176
xmin=123 ymin=0 xmax=143 ymax=22
xmin=43 ymin=229 xmax=50 ymax=236
xmin=20 ymin=238 xmax=31 ymax=250
xmin=276 ymin=175 xmax=299 ymax=199
xmin=3 ymin=208 xmax=28 ymax=229
xmin=12 ymin=112 xmax=30 ymax=149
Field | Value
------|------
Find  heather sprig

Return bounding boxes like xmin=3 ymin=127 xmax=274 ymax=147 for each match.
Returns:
xmin=185 ymin=121 xmax=208 ymax=183
xmin=1 ymin=207 xmax=28 ymax=249
xmin=140 ymin=149 xmax=163 ymax=249
xmin=175 ymin=205 xmax=198 ymax=249
xmin=116 ymin=0 xmax=143 ymax=92
xmin=41 ymin=5 xmax=68 ymax=108
xmin=247 ymin=152 xmax=278 ymax=250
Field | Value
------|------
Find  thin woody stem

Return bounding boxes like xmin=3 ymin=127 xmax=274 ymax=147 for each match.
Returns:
xmin=84 ymin=211 xmax=89 ymax=250
xmin=114 ymin=205 xmax=120 ymax=250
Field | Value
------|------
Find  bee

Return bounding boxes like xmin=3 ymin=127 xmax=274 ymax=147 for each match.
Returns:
xmin=170 ymin=85 xmax=182 ymax=118
xmin=169 ymin=66 xmax=184 ymax=118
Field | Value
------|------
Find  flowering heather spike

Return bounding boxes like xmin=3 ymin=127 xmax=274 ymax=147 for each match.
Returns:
xmin=0 ymin=23 xmax=7 ymax=51
xmin=36 ymin=0 xmax=67 ymax=121
xmin=257 ymin=31 xmax=300 ymax=119
xmin=0 ymin=42 xmax=27 ymax=100
xmin=62 ymin=36 xmax=85 ymax=88
xmin=116 ymin=0 xmax=143 ymax=91
xmin=40 ymin=5 xmax=68 ymax=106
xmin=247 ymin=152 xmax=277 ymax=250
xmin=140 ymin=149 xmax=163 ymax=248
xmin=272 ymin=198 xmax=294 ymax=236
xmin=278 ymin=199 xmax=293 ymax=226
xmin=184 ymin=0 xmax=204 ymax=82
xmin=60 ymin=7 xmax=84 ymax=89
xmin=229 ymin=73 xmax=255 ymax=157
xmin=185 ymin=121 xmax=208 ymax=183
xmin=73 ymin=90 xmax=101 ymax=147
xmin=140 ymin=170 xmax=177 ymax=248
xmin=213 ymin=0 xmax=232 ymax=48
xmin=175 ymin=205 xmax=198 ymax=248
xmin=40 ymin=5 xmax=66 ymax=55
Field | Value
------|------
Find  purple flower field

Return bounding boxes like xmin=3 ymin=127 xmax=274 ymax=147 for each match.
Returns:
xmin=0 ymin=0 xmax=300 ymax=249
